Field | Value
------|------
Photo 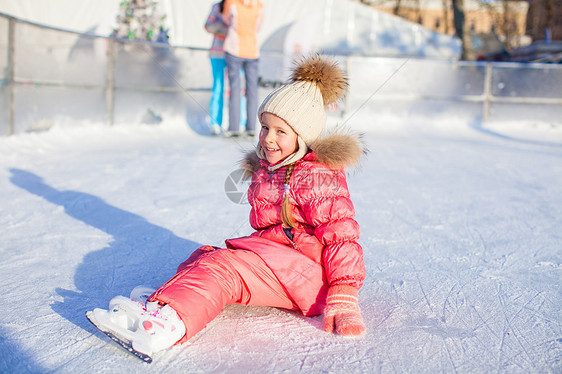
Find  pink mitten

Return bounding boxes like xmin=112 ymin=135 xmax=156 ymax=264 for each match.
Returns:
xmin=323 ymin=285 xmax=366 ymax=337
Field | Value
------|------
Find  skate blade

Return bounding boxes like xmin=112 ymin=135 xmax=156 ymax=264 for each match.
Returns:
xmin=86 ymin=310 xmax=153 ymax=364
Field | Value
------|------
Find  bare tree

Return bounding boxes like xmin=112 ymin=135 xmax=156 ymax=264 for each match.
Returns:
xmin=478 ymin=0 xmax=525 ymax=51
xmin=442 ymin=0 xmax=450 ymax=34
xmin=501 ymin=0 xmax=523 ymax=50
xmin=414 ymin=0 xmax=422 ymax=24
xmin=527 ymin=0 xmax=559 ymax=41
xmin=545 ymin=0 xmax=554 ymax=40
xmin=452 ymin=0 xmax=473 ymax=59
xmin=394 ymin=0 xmax=403 ymax=15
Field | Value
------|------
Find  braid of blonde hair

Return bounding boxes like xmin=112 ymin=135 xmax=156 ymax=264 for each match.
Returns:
xmin=281 ymin=163 xmax=296 ymax=228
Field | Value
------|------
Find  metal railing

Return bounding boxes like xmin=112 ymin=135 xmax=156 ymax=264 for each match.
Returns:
xmin=1 ymin=13 xmax=561 ymax=136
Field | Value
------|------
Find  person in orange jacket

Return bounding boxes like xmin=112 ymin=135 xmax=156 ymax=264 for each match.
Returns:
xmin=204 ymin=0 xmax=247 ymax=135
xmin=221 ymin=0 xmax=264 ymax=137
xmin=87 ymin=55 xmax=367 ymax=361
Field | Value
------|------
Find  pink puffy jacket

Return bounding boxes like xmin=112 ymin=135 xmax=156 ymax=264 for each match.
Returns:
xmin=227 ymin=133 xmax=366 ymax=316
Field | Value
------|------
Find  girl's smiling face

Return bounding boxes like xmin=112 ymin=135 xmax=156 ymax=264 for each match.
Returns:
xmin=259 ymin=112 xmax=299 ymax=165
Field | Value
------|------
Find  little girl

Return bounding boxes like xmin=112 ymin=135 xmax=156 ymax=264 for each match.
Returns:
xmin=87 ymin=55 xmax=367 ymax=362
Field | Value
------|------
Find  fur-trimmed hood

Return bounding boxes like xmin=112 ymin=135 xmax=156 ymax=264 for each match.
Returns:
xmin=241 ymin=132 xmax=367 ymax=177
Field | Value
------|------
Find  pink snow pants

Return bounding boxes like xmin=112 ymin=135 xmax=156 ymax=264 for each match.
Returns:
xmin=148 ymin=246 xmax=297 ymax=343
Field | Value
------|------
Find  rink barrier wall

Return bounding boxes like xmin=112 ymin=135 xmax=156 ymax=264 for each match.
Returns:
xmin=1 ymin=12 xmax=561 ymax=136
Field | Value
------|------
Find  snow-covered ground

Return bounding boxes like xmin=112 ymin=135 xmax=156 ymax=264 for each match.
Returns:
xmin=1 ymin=119 xmax=561 ymax=373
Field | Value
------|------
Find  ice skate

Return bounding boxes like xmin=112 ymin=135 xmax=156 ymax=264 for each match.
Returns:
xmin=129 ymin=286 xmax=156 ymax=304
xmin=86 ymin=296 xmax=185 ymax=363
xmin=211 ymin=124 xmax=221 ymax=136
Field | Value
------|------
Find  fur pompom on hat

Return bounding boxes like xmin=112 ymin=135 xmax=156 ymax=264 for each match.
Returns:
xmin=258 ymin=55 xmax=348 ymax=147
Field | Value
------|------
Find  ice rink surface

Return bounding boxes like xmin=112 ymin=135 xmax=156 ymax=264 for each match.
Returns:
xmin=0 ymin=120 xmax=561 ymax=373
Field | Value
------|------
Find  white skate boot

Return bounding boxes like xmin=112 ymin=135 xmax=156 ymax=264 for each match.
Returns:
xmin=86 ymin=296 xmax=185 ymax=363
xmin=129 ymin=286 xmax=156 ymax=304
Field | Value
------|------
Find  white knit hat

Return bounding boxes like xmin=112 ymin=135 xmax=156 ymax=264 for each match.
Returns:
xmin=257 ymin=55 xmax=348 ymax=170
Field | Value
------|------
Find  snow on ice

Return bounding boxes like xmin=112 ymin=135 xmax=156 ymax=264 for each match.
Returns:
xmin=0 ymin=118 xmax=561 ymax=373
